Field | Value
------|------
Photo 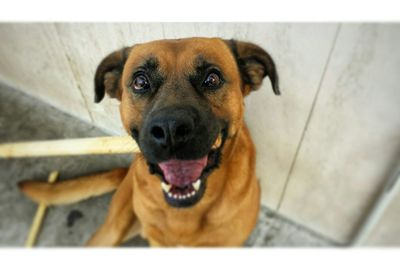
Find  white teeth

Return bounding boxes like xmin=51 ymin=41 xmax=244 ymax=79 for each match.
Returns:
xmin=165 ymin=184 xmax=200 ymax=200
xmin=161 ymin=182 xmax=171 ymax=193
xmin=167 ymin=192 xmax=196 ymax=200
xmin=212 ymin=135 xmax=222 ymax=149
xmin=192 ymin=179 xmax=201 ymax=191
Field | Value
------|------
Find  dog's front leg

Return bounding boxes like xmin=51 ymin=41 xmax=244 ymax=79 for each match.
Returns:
xmin=86 ymin=172 xmax=137 ymax=247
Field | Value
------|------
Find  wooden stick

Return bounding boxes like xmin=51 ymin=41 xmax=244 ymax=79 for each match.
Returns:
xmin=0 ymin=136 xmax=139 ymax=158
xmin=25 ymin=171 xmax=59 ymax=247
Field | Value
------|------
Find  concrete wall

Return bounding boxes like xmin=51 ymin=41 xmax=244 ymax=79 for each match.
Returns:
xmin=0 ymin=23 xmax=399 ymax=245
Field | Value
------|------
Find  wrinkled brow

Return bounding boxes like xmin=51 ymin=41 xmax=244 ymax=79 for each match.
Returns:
xmin=134 ymin=56 xmax=159 ymax=72
xmin=188 ymin=55 xmax=222 ymax=86
xmin=193 ymin=55 xmax=214 ymax=74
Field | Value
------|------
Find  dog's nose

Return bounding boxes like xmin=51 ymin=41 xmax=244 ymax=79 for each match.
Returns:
xmin=149 ymin=110 xmax=195 ymax=148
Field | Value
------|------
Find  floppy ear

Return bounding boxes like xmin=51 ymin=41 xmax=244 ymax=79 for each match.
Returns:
xmin=94 ymin=47 xmax=132 ymax=103
xmin=225 ymin=39 xmax=280 ymax=96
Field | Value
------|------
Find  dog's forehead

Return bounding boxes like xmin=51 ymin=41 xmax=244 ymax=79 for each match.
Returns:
xmin=124 ymin=38 xmax=236 ymax=73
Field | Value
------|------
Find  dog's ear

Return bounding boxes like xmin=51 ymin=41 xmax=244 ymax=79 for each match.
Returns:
xmin=94 ymin=47 xmax=132 ymax=103
xmin=225 ymin=39 xmax=280 ymax=96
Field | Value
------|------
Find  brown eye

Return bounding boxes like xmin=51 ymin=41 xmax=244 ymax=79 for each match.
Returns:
xmin=203 ymin=72 xmax=222 ymax=89
xmin=132 ymin=75 xmax=150 ymax=91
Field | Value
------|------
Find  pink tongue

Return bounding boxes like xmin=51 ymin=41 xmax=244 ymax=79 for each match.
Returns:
xmin=158 ymin=156 xmax=208 ymax=187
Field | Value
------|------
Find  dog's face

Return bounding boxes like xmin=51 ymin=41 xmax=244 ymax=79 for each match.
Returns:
xmin=94 ymin=37 xmax=279 ymax=208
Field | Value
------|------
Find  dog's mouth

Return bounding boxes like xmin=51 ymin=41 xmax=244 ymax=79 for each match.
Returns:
xmin=148 ymin=131 xmax=226 ymax=208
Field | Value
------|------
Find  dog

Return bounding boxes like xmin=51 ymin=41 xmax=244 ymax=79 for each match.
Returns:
xmin=19 ymin=37 xmax=280 ymax=246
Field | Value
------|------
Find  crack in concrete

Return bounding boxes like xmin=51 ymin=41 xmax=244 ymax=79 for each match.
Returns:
xmin=276 ymin=24 xmax=343 ymax=212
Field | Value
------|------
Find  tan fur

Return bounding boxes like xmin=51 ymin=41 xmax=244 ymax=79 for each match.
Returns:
xmin=19 ymin=38 xmax=279 ymax=247
xmin=86 ymin=168 xmax=137 ymax=246
xmin=19 ymin=168 xmax=127 ymax=205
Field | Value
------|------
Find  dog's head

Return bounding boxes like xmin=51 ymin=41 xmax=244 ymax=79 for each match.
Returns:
xmin=94 ymin=38 xmax=279 ymax=208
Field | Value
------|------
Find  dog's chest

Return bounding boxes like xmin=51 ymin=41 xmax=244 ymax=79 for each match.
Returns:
xmin=135 ymin=193 xmax=251 ymax=246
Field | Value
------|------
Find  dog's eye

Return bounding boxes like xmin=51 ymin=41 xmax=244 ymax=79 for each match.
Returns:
xmin=132 ymin=75 xmax=150 ymax=92
xmin=202 ymin=72 xmax=222 ymax=89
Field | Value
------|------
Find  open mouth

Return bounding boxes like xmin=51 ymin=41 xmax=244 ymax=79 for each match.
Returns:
xmin=148 ymin=131 xmax=226 ymax=208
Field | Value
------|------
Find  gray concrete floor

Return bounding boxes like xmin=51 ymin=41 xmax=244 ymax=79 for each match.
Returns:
xmin=0 ymin=83 xmax=337 ymax=247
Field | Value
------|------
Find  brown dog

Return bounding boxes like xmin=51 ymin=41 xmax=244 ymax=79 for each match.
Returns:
xmin=19 ymin=37 xmax=280 ymax=246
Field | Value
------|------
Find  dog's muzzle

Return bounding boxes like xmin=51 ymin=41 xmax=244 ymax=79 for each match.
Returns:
xmin=137 ymin=105 xmax=225 ymax=208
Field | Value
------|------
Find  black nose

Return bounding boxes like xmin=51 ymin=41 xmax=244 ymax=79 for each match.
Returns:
xmin=149 ymin=109 xmax=195 ymax=148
